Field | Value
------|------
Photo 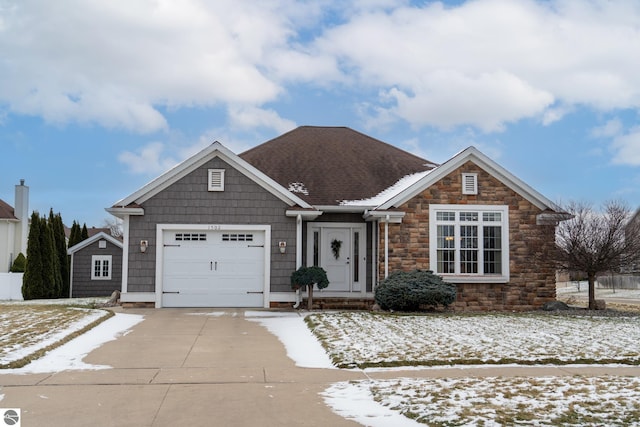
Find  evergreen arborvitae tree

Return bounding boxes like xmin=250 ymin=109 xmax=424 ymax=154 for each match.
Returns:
xmin=40 ymin=216 xmax=59 ymax=298
xmin=23 ymin=212 xmax=44 ymax=299
xmin=52 ymin=212 xmax=69 ymax=297
xmin=68 ymin=221 xmax=82 ymax=248
xmin=81 ymin=223 xmax=89 ymax=241
xmin=48 ymin=209 xmax=65 ymax=298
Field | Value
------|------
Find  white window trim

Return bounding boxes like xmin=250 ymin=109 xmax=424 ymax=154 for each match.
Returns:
xmin=91 ymin=255 xmax=112 ymax=280
xmin=429 ymin=204 xmax=509 ymax=283
xmin=462 ymin=173 xmax=478 ymax=195
xmin=208 ymin=169 xmax=225 ymax=191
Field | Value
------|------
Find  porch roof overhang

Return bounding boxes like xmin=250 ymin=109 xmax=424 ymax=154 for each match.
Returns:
xmin=285 ymin=209 xmax=323 ymax=220
xmin=363 ymin=210 xmax=405 ymax=223
xmin=105 ymin=206 xmax=145 ymax=219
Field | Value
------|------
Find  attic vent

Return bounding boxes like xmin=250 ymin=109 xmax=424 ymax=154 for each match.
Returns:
xmin=462 ymin=173 xmax=478 ymax=195
xmin=208 ymin=169 xmax=225 ymax=192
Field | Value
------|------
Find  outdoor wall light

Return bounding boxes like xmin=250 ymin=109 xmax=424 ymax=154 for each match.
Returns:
xmin=140 ymin=240 xmax=148 ymax=253
xmin=279 ymin=241 xmax=286 ymax=254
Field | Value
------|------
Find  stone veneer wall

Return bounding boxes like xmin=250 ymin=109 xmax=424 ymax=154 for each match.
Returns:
xmin=380 ymin=161 xmax=557 ymax=311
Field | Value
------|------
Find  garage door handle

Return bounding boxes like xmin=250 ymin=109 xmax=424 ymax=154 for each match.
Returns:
xmin=247 ymin=291 xmax=264 ymax=294
xmin=163 ymin=291 xmax=179 ymax=294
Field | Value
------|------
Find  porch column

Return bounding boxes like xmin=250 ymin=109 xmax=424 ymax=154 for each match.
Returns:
xmin=384 ymin=215 xmax=389 ymax=278
xmin=121 ymin=215 xmax=130 ymax=293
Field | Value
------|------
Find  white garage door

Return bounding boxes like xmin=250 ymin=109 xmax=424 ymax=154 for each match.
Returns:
xmin=162 ymin=229 xmax=265 ymax=307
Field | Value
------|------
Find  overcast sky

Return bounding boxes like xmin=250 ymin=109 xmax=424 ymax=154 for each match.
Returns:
xmin=1 ymin=0 xmax=639 ymax=226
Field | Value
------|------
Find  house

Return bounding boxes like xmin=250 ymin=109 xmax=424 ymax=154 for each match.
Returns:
xmin=67 ymin=232 xmax=123 ymax=298
xmin=107 ymin=126 xmax=567 ymax=310
xmin=0 ymin=180 xmax=29 ymax=273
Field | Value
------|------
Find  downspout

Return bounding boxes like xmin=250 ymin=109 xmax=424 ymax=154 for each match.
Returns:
xmin=293 ymin=214 xmax=303 ymax=308
xmin=384 ymin=215 xmax=389 ymax=278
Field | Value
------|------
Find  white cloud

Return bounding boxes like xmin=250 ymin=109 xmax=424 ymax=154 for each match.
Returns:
xmin=591 ymin=118 xmax=624 ymax=139
xmin=118 ymin=142 xmax=177 ymax=175
xmin=228 ymin=105 xmax=296 ymax=134
xmin=2 ymin=0 xmax=640 ymax=134
xmin=611 ymin=127 xmax=640 ymax=166
xmin=0 ymin=0 xmax=302 ymax=133
xmin=314 ymin=0 xmax=640 ymax=131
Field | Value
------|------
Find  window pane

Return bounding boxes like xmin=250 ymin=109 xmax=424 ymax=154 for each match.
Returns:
xmin=313 ymin=231 xmax=319 ymax=266
xmin=437 ymin=249 xmax=455 ymax=273
xmin=460 ymin=212 xmax=478 ymax=222
xmin=353 ymin=231 xmax=359 ymax=282
xmin=436 ymin=211 xmax=455 ymax=221
xmin=437 ymin=225 xmax=455 ymax=249
xmin=460 ymin=225 xmax=478 ymax=273
xmin=436 ymin=224 xmax=455 ymax=273
xmin=483 ymin=226 xmax=502 ymax=274
xmin=102 ymin=260 xmax=109 ymax=277
xmin=483 ymin=212 xmax=502 ymax=222
xmin=460 ymin=249 xmax=478 ymax=273
xmin=94 ymin=260 xmax=101 ymax=278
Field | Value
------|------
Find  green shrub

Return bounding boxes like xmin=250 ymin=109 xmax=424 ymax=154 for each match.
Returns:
xmin=374 ymin=270 xmax=456 ymax=311
xmin=10 ymin=253 xmax=26 ymax=272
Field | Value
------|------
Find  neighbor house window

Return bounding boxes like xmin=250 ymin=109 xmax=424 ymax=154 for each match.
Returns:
xmin=430 ymin=204 xmax=509 ymax=282
xmin=91 ymin=255 xmax=112 ymax=280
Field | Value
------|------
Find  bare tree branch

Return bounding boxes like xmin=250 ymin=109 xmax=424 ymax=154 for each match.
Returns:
xmin=553 ymin=200 xmax=640 ymax=309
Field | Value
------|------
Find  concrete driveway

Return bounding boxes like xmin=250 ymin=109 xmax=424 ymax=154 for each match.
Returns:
xmin=0 ymin=308 xmax=365 ymax=427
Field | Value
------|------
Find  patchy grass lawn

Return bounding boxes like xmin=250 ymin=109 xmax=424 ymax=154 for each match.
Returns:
xmin=0 ymin=304 xmax=112 ymax=369
xmin=311 ymin=311 xmax=640 ymax=426
xmin=325 ymin=376 xmax=640 ymax=426
xmin=307 ymin=311 xmax=640 ymax=369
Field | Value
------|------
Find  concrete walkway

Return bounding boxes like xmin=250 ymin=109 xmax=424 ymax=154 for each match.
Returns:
xmin=2 ymin=308 xmax=640 ymax=427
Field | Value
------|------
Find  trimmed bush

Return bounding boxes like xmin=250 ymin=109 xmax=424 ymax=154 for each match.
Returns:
xmin=291 ymin=266 xmax=329 ymax=310
xmin=10 ymin=253 xmax=26 ymax=272
xmin=375 ymin=270 xmax=456 ymax=311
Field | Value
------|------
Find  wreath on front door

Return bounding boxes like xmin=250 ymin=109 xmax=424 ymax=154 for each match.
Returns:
xmin=331 ymin=239 xmax=342 ymax=260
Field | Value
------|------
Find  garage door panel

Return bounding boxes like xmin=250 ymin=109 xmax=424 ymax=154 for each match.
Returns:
xmin=161 ymin=229 xmax=266 ymax=308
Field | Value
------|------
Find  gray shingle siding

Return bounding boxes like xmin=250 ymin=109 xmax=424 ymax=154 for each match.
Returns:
xmin=126 ymin=157 xmax=297 ymax=294
xmin=71 ymin=240 xmax=122 ymax=298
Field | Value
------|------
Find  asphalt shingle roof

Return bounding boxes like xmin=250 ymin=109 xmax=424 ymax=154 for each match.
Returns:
xmin=0 ymin=199 xmax=16 ymax=220
xmin=240 ymin=126 xmax=437 ymax=206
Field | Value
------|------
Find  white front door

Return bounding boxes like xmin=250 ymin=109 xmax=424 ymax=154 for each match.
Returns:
xmin=308 ymin=223 xmax=366 ymax=293
xmin=322 ymin=228 xmax=351 ymax=291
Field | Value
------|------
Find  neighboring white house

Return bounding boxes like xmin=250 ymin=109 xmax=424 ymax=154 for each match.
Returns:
xmin=0 ymin=179 xmax=29 ymax=272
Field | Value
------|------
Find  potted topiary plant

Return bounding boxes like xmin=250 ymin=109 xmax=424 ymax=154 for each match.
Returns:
xmin=291 ymin=266 xmax=329 ymax=310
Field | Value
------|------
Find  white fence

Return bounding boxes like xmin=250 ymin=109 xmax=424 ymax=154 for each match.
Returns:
xmin=0 ymin=273 xmax=24 ymax=300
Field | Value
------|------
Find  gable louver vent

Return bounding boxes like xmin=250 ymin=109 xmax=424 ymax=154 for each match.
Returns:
xmin=208 ymin=169 xmax=225 ymax=191
xmin=462 ymin=173 xmax=478 ymax=195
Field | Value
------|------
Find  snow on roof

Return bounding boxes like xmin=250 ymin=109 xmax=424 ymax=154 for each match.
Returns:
xmin=340 ymin=170 xmax=433 ymax=207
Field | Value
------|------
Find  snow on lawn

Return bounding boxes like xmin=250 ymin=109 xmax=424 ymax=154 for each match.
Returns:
xmin=0 ymin=312 xmax=144 ymax=373
xmin=307 ymin=312 xmax=640 ymax=368
xmin=249 ymin=311 xmax=640 ymax=426
xmin=0 ymin=306 xmax=111 ymax=367
xmin=324 ymin=376 xmax=640 ymax=426
xmin=0 ymin=299 xmax=143 ymax=373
